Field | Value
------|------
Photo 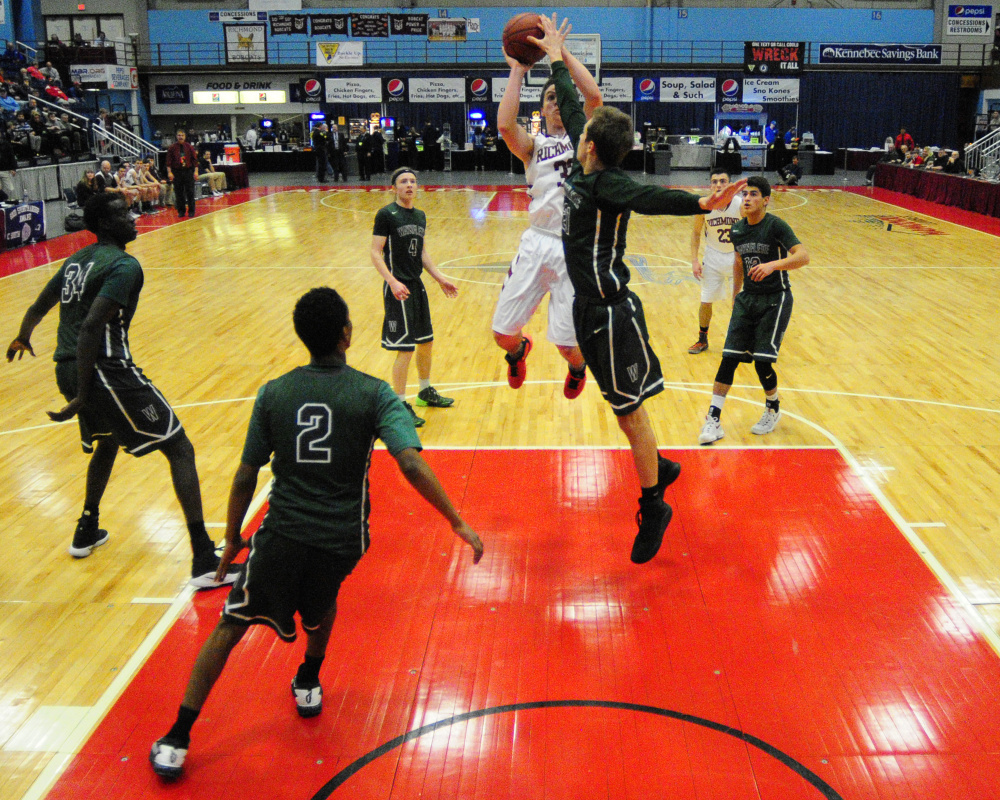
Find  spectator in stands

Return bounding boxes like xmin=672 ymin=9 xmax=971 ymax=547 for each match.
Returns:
xmin=44 ymin=83 xmax=71 ymax=105
xmin=72 ymin=33 xmax=85 ymax=47
xmin=909 ymin=146 xmax=926 ymax=167
xmin=39 ymin=62 xmax=61 ymax=85
xmin=9 ymin=113 xmax=34 ymax=158
xmin=65 ymin=81 xmax=86 ymax=104
xmin=146 ymin=157 xmax=174 ymax=207
xmin=0 ymin=123 xmax=16 ymax=199
xmin=943 ymin=150 xmax=965 ymax=174
xmin=895 ymin=127 xmax=915 ymax=151
xmin=24 ymin=65 xmax=46 ymax=85
xmin=1 ymin=43 xmax=27 ymax=80
xmin=44 ymin=111 xmax=70 ymax=156
xmin=94 ymin=32 xmax=108 ymax=49
xmin=60 ymin=113 xmax=84 ymax=153
xmin=929 ymin=148 xmax=950 ymax=171
xmin=27 ymin=110 xmax=45 ymax=154
xmin=75 ymin=169 xmax=97 ymax=207
xmin=0 ymin=85 xmax=18 ymax=117
xmin=8 ymin=79 xmax=29 ymax=101
xmin=197 ymin=148 xmax=227 ymax=196
xmin=776 ymin=155 xmax=802 ymax=186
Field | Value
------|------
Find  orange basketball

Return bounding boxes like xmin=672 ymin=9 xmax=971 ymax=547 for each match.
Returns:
xmin=502 ymin=13 xmax=545 ymax=66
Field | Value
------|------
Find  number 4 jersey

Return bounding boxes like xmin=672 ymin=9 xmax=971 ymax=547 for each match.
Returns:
xmin=241 ymin=363 xmax=422 ymax=557
xmin=373 ymin=202 xmax=426 ymax=283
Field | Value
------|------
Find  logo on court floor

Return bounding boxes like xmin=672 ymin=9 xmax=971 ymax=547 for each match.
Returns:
xmin=853 ymin=214 xmax=946 ymax=235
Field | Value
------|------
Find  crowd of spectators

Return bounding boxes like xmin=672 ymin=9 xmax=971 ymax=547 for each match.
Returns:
xmin=865 ymin=126 xmax=967 ymax=184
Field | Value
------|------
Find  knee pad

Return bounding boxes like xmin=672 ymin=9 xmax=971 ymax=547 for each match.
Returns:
xmin=714 ymin=356 xmax=740 ymax=386
xmin=755 ymin=360 xmax=778 ymax=392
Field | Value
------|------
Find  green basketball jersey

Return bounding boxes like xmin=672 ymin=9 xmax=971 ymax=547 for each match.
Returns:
xmin=552 ymin=61 xmax=706 ymax=301
xmin=730 ymin=213 xmax=801 ymax=294
xmin=241 ymin=362 xmax=422 ymax=557
xmin=373 ymin=202 xmax=426 ymax=283
xmin=43 ymin=243 xmax=144 ymax=364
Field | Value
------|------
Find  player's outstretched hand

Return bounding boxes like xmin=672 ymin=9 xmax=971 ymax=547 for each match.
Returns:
xmin=47 ymin=397 xmax=83 ymax=422
xmin=527 ymin=13 xmax=570 ymax=61
xmin=700 ymin=178 xmax=747 ymax=211
xmin=439 ymin=279 xmax=458 ymax=298
xmin=454 ymin=521 xmax=484 ymax=564
xmin=6 ymin=338 xmax=34 ymax=361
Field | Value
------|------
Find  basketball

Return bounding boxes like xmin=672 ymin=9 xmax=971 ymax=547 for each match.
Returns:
xmin=502 ymin=13 xmax=545 ymax=66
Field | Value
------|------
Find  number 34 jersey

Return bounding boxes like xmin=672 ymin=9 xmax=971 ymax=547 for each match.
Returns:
xmin=704 ymin=195 xmax=744 ymax=254
xmin=526 ymin=133 xmax=573 ymax=234
xmin=241 ymin=363 xmax=422 ymax=556
xmin=373 ymin=202 xmax=427 ymax=283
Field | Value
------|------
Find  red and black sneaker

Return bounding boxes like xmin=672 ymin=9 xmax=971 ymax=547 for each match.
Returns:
xmin=564 ymin=367 xmax=587 ymax=399
xmin=505 ymin=335 xmax=533 ymax=389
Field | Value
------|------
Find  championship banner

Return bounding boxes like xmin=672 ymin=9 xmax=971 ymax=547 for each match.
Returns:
xmin=742 ymin=77 xmax=799 ymax=103
xmin=224 ymin=23 xmax=267 ymax=64
xmin=428 ymin=18 xmax=467 ymax=42
xmin=466 ymin=76 xmax=490 ymax=103
xmin=947 ymin=5 xmax=992 ymax=36
xmin=744 ymin=41 xmax=803 ymax=74
xmin=390 ymin=14 xmax=427 ymax=36
xmin=597 ymin=77 xmax=632 ymax=103
xmin=270 ymin=15 xmax=307 ymax=36
xmin=350 ymin=13 xmax=388 ymax=37
xmin=325 ymin=77 xmax=381 ymax=103
xmin=315 ymin=42 xmax=364 ymax=67
xmin=382 ymin=75 xmax=408 ymax=103
xmin=817 ymin=43 xmax=942 ymax=64
xmin=410 ymin=77 xmax=464 ymax=103
xmin=4 ymin=202 xmax=46 ymax=248
xmin=659 ymin=76 xmax=714 ymax=103
xmin=311 ymin=15 xmax=347 ymax=36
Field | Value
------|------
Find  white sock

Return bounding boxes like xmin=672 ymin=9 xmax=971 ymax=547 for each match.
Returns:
xmin=710 ymin=394 xmax=726 ymax=414
xmin=418 ymin=379 xmax=431 ymax=392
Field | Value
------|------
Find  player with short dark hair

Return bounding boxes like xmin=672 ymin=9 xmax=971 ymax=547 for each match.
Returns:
xmin=688 ymin=168 xmax=744 ymax=354
xmin=535 ymin=15 xmax=745 ymax=564
xmin=5 ymin=193 xmax=238 ymax=587
xmin=493 ymin=20 xmax=601 ymax=399
xmin=149 ymin=287 xmax=483 ymax=780
xmin=371 ymin=167 xmax=458 ymax=427
xmin=698 ymin=175 xmax=810 ymax=444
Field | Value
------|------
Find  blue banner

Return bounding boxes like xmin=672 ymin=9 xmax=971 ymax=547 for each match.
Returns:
xmin=4 ymin=202 xmax=46 ymax=249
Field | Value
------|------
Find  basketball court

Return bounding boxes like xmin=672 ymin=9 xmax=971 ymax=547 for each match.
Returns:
xmin=2 ymin=182 xmax=1000 ymax=799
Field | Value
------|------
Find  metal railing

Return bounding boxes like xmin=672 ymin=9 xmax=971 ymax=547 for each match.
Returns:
xmin=109 ymin=123 xmax=161 ymax=161
xmin=133 ymin=40 xmax=995 ymax=69
xmin=964 ymin=128 xmax=1000 ymax=178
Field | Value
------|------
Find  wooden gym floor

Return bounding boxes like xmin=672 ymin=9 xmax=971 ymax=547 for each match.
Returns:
xmin=1 ymin=182 xmax=1000 ymax=799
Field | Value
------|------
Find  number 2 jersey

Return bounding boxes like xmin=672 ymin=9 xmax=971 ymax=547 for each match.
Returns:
xmin=43 ymin=242 xmax=144 ymax=365
xmin=241 ymin=362 xmax=422 ymax=558
xmin=373 ymin=202 xmax=426 ymax=283
xmin=526 ymin=132 xmax=573 ymax=234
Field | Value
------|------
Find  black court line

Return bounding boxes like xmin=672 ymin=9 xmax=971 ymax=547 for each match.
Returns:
xmin=308 ymin=699 xmax=843 ymax=799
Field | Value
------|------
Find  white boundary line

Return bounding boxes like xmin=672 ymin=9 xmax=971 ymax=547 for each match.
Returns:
xmin=19 ymin=479 xmax=272 ymax=800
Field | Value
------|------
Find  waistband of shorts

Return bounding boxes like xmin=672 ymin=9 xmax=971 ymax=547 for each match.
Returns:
xmin=580 ymin=289 xmax=630 ymax=307
xmin=529 ymin=225 xmax=562 ymax=239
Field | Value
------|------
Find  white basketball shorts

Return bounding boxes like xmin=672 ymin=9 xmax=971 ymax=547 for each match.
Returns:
xmin=700 ymin=248 xmax=736 ymax=304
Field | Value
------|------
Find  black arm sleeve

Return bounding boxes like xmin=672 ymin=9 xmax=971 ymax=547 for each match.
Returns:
xmin=551 ymin=61 xmax=586 ymax=151
xmin=597 ymin=172 xmax=706 ymax=216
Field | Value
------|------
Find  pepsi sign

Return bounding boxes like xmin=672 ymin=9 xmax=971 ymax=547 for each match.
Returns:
xmin=382 ymin=76 xmax=408 ymax=102
xmin=466 ymin=77 xmax=489 ymax=102
xmin=716 ymin=78 xmax=742 ymax=103
xmin=635 ymin=77 xmax=658 ymax=102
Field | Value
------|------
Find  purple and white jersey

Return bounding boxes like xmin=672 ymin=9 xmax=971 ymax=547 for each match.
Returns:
xmin=525 ymin=133 xmax=574 ymax=233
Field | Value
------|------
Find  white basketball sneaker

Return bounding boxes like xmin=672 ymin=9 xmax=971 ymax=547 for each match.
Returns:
xmin=149 ymin=737 xmax=187 ymax=779
xmin=751 ymin=408 xmax=781 ymax=435
xmin=698 ymin=414 xmax=725 ymax=445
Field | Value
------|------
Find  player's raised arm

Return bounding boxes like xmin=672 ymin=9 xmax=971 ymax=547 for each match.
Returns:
xmin=531 ymin=15 xmax=586 ymax=148
xmin=498 ymin=49 xmax=534 ymax=165
xmin=558 ymin=27 xmax=602 ymax=118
